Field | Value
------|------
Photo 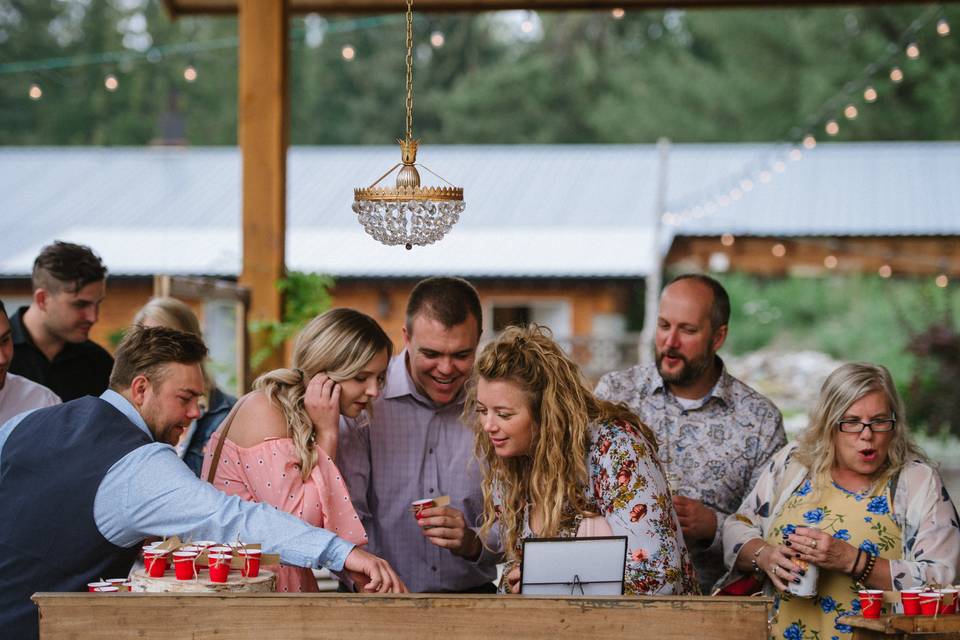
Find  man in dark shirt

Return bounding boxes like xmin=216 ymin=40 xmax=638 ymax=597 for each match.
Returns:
xmin=9 ymin=241 xmax=113 ymax=401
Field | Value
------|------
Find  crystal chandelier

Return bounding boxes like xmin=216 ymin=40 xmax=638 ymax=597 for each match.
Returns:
xmin=352 ymin=0 xmax=464 ymax=250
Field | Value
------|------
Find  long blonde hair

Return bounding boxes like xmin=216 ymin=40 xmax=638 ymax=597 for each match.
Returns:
xmin=464 ymin=324 xmax=656 ymax=563
xmin=254 ymin=308 xmax=392 ymax=480
xmin=133 ymin=296 xmax=214 ymax=402
xmin=795 ymin=362 xmax=926 ymax=493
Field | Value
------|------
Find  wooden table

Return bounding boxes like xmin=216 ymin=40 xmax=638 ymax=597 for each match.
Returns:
xmin=33 ymin=593 xmax=772 ymax=639
xmin=848 ymin=614 xmax=960 ymax=639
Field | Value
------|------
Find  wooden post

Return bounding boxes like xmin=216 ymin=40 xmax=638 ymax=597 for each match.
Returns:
xmin=238 ymin=0 xmax=289 ymax=384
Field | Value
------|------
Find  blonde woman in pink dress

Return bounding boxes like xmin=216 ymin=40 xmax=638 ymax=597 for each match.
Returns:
xmin=202 ymin=308 xmax=392 ymax=592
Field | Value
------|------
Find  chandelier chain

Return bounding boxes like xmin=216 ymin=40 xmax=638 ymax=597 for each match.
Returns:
xmin=404 ymin=0 xmax=414 ymax=141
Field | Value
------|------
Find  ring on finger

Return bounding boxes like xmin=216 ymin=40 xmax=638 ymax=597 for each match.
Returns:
xmin=773 ymin=566 xmax=779 ymax=578
xmin=811 ymin=540 xmax=817 ymax=550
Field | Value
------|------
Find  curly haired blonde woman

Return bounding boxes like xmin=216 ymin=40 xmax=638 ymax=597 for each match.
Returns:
xmin=466 ymin=324 xmax=699 ymax=595
xmin=203 ymin=308 xmax=395 ymax=592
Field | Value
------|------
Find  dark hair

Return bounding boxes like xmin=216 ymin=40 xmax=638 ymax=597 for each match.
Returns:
xmin=666 ymin=273 xmax=731 ymax=330
xmin=405 ymin=276 xmax=482 ymax=335
xmin=0 ymin=300 xmax=6 ymax=318
xmin=32 ymin=241 xmax=107 ymax=294
xmin=109 ymin=325 xmax=208 ymax=390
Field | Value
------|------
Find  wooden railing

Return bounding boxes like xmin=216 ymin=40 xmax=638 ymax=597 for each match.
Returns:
xmin=34 ymin=593 xmax=772 ymax=639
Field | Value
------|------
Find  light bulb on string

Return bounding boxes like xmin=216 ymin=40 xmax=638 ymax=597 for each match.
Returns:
xmin=772 ymin=243 xmax=787 ymax=258
xmin=803 ymin=135 xmax=817 ymax=150
xmin=878 ymin=264 xmax=892 ymax=278
xmin=29 ymin=83 xmax=42 ymax=100
xmin=789 ymin=148 xmax=803 ymax=161
xmin=740 ymin=178 xmax=754 ymax=192
xmin=520 ymin=19 xmax=534 ymax=33
xmin=183 ymin=64 xmax=198 ymax=82
xmin=730 ymin=187 xmax=743 ymax=201
xmin=721 ymin=233 xmax=735 ymax=247
xmin=773 ymin=160 xmax=786 ymax=173
xmin=890 ymin=67 xmax=904 ymax=83
xmin=611 ymin=8 xmax=625 ymax=19
xmin=104 ymin=74 xmax=119 ymax=91
xmin=936 ymin=274 xmax=949 ymax=288
xmin=863 ymin=86 xmax=878 ymax=102
xmin=905 ymin=42 xmax=920 ymax=59
xmin=937 ymin=17 xmax=950 ymax=36
xmin=844 ymin=104 xmax=858 ymax=120
xmin=430 ymin=31 xmax=445 ymax=47
xmin=759 ymin=170 xmax=772 ymax=184
xmin=824 ymin=255 xmax=838 ymax=269
xmin=717 ymin=194 xmax=731 ymax=207
xmin=341 ymin=45 xmax=356 ymax=60
xmin=825 ymin=120 xmax=840 ymax=136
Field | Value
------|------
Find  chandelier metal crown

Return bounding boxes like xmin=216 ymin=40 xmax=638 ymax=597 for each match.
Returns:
xmin=352 ymin=0 xmax=465 ymax=250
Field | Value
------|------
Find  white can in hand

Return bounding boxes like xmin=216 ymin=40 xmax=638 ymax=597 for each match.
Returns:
xmin=787 ymin=558 xmax=818 ymax=598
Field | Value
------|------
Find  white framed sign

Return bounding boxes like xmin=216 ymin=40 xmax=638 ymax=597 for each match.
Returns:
xmin=519 ymin=536 xmax=627 ymax=596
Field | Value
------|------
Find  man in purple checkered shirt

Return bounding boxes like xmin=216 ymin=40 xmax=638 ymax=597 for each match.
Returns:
xmin=338 ymin=277 xmax=500 ymax=592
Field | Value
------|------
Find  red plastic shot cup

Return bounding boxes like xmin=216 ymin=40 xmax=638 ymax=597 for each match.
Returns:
xmin=412 ymin=498 xmax=435 ymax=520
xmin=239 ymin=549 xmax=262 ymax=578
xmin=208 ymin=553 xmax=231 ymax=583
xmin=859 ymin=590 xmax=884 ymax=618
xmin=901 ymin=589 xmax=923 ymax=616
xmin=87 ymin=581 xmax=111 ymax=592
xmin=920 ymin=591 xmax=942 ymax=616
xmin=143 ymin=551 xmax=168 ymax=578
xmin=939 ymin=589 xmax=958 ymax=615
xmin=173 ymin=551 xmax=199 ymax=581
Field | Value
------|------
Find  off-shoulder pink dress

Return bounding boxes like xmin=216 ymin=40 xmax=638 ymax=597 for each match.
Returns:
xmin=201 ymin=432 xmax=367 ymax=592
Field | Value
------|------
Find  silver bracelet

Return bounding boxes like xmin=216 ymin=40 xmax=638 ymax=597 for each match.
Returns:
xmin=751 ymin=544 xmax=766 ymax=575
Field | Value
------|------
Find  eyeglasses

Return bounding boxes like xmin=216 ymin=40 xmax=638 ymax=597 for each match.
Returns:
xmin=836 ymin=416 xmax=897 ymax=433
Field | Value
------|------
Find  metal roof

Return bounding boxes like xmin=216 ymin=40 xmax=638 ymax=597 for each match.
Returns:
xmin=1 ymin=142 xmax=957 ymax=278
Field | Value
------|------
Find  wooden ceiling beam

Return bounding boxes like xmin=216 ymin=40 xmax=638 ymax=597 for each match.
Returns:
xmin=164 ymin=0 xmax=956 ymax=16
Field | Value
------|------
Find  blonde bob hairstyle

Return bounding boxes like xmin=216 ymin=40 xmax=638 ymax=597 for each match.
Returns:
xmin=133 ymin=296 xmax=214 ymax=401
xmin=254 ymin=308 xmax=392 ymax=481
xmin=464 ymin=324 xmax=657 ymax=564
xmin=794 ymin=362 xmax=926 ymax=492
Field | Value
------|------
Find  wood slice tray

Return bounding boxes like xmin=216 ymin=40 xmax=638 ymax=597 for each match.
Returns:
xmin=130 ymin=569 xmax=275 ymax=593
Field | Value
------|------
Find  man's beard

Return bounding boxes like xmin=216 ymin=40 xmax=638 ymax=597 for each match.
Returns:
xmin=654 ymin=346 xmax=715 ymax=387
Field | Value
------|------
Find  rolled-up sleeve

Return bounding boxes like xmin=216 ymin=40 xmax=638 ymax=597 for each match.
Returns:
xmin=94 ymin=444 xmax=355 ymax=571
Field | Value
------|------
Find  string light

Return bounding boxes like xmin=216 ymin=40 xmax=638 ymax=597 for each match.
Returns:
xmin=936 ymin=274 xmax=949 ymax=288
xmin=721 ymin=233 xmax=735 ymax=247
xmin=430 ymin=31 xmax=445 ymax=47
xmin=183 ymin=64 xmax=197 ymax=82
xmin=905 ymin=42 xmax=920 ymax=59
xmin=844 ymin=104 xmax=858 ymax=120
xmin=104 ymin=74 xmax=119 ymax=91
xmin=878 ymin=264 xmax=893 ymax=278
xmin=789 ymin=148 xmax=803 ymax=161
xmin=890 ymin=66 xmax=904 ymax=83
xmin=611 ymin=8 xmax=625 ymax=19
xmin=341 ymin=45 xmax=356 ymax=60
xmin=740 ymin=178 xmax=754 ymax=192
xmin=772 ymin=243 xmax=787 ymax=258
xmin=759 ymin=170 xmax=773 ymax=184
xmin=937 ymin=17 xmax=951 ymax=36
xmin=803 ymin=135 xmax=817 ymax=150
xmin=730 ymin=187 xmax=743 ymax=200
xmin=28 ymin=83 xmax=42 ymax=100
xmin=824 ymin=255 xmax=838 ymax=269
xmin=773 ymin=160 xmax=786 ymax=173
xmin=825 ymin=120 xmax=840 ymax=136
xmin=863 ymin=86 xmax=878 ymax=102
xmin=520 ymin=19 xmax=534 ymax=34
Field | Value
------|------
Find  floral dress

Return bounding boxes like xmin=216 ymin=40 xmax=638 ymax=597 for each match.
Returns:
xmin=769 ymin=479 xmax=901 ymax=640
xmin=500 ymin=419 xmax=699 ymax=595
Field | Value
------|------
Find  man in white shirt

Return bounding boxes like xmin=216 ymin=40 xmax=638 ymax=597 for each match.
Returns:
xmin=0 ymin=301 xmax=60 ymax=424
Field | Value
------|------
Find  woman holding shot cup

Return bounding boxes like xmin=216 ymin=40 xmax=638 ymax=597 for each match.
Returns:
xmin=466 ymin=324 xmax=699 ymax=595
xmin=720 ymin=363 xmax=959 ymax=639
xmin=203 ymin=308 xmax=401 ymax=593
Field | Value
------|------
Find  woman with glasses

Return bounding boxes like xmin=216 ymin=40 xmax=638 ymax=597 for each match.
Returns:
xmin=720 ymin=362 xmax=959 ymax=640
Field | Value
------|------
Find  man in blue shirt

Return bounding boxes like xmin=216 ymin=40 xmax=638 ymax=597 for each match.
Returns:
xmin=0 ymin=325 xmax=405 ymax=639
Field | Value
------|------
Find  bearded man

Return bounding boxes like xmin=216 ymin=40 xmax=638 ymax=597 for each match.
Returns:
xmin=0 ymin=326 xmax=405 ymax=639
xmin=595 ymin=274 xmax=785 ymax=593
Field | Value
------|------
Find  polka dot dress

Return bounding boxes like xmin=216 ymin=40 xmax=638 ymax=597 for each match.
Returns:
xmin=202 ymin=432 xmax=367 ymax=592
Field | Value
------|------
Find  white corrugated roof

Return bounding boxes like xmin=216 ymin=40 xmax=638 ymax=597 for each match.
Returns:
xmin=1 ymin=142 xmax=957 ymax=278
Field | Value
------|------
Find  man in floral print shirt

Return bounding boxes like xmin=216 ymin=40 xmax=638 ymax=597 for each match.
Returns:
xmin=595 ymin=274 xmax=785 ymax=592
